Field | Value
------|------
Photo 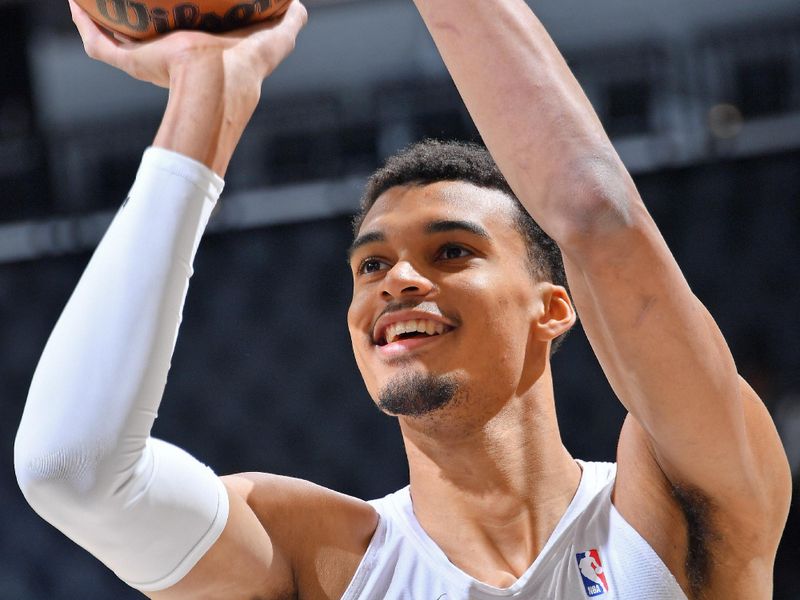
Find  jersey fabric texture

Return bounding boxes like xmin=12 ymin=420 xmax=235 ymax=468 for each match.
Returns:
xmin=341 ymin=461 xmax=687 ymax=600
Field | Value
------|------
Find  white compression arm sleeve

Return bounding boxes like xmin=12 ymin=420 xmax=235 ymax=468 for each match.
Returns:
xmin=14 ymin=147 xmax=229 ymax=592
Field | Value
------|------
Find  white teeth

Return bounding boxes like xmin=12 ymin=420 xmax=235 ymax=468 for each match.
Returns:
xmin=383 ymin=319 xmax=450 ymax=344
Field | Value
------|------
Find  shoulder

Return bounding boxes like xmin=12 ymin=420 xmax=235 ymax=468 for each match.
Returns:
xmin=223 ymin=472 xmax=377 ymax=526
xmin=223 ymin=472 xmax=379 ymax=599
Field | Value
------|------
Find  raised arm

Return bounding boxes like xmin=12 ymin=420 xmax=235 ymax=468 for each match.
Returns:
xmin=413 ymin=0 xmax=790 ymax=589
xmin=14 ymin=4 xmax=313 ymax=598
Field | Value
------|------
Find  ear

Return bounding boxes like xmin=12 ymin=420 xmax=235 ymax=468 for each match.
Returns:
xmin=531 ymin=284 xmax=576 ymax=344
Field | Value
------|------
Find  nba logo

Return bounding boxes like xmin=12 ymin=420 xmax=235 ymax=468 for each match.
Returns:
xmin=575 ymin=549 xmax=609 ymax=597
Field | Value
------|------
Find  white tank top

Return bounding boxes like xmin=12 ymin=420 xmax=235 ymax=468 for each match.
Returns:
xmin=341 ymin=461 xmax=687 ymax=599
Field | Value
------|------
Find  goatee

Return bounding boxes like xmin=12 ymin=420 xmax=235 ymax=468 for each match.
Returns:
xmin=378 ymin=371 xmax=458 ymax=417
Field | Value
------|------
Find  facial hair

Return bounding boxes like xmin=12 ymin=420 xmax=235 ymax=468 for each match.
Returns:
xmin=377 ymin=371 xmax=458 ymax=417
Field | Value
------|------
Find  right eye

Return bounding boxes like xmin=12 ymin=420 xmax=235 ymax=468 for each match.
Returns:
xmin=358 ymin=258 xmax=390 ymax=275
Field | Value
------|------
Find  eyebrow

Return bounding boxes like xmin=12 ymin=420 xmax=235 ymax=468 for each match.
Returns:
xmin=348 ymin=231 xmax=386 ymax=258
xmin=348 ymin=219 xmax=491 ymax=259
xmin=425 ymin=219 xmax=490 ymax=239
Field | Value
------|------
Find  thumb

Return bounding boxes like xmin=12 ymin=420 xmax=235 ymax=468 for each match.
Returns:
xmin=247 ymin=1 xmax=308 ymax=74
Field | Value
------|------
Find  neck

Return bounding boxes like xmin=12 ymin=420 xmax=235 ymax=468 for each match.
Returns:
xmin=399 ymin=367 xmax=580 ymax=585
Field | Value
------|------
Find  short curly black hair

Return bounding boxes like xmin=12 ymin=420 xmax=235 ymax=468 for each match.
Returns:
xmin=353 ymin=139 xmax=572 ymax=355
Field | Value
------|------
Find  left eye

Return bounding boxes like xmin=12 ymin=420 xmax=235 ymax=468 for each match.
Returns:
xmin=438 ymin=245 xmax=471 ymax=260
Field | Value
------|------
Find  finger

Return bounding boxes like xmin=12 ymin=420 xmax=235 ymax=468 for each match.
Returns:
xmin=67 ymin=0 xmax=103 ymax=34
xmin=230 ymin=0 xmax=308 ymax=41
xmin=67 ymin=0 xmax=128 ymax=67
xmin=66 ymin=0 xmax=83 ymax=20
xmin=279 ymin=1 xmax=309 ymax=37
xmin=246 ymin=1 xmax=308 ymax=71
xmin=111 ymin=30 xmax=137 ymax=44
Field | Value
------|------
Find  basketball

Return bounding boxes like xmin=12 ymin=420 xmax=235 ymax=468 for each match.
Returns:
xmin=73 ymin=0 xmax=293 ymax=40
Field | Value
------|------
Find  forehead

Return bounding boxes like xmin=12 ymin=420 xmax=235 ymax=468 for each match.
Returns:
xmin=359 ymin=181 xmax=520 ymax=234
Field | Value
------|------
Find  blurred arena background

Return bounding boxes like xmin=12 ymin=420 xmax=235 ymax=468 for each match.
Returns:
xmin=0 ymin=0 xmax=798 ymax=597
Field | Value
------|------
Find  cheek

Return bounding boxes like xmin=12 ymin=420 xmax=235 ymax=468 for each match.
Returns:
xmin=346 ymin=300 xmax=357 ymax=334
xmin=468 ymin=283 xmax=534 ymax=355
xmin=347 ymin=303 xmax=366 ymax=348
xmin=347 ymin=294 xmax=379 ymax=386
xmin=347 ymin=287 xmax=370 ymax=333
xmin=460 ymin=271 xmax=524 ymax=318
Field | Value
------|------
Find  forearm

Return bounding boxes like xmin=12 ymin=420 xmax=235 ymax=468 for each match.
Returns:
xmin=14 ymin=148 xmax=228 ymax=590
xmin=16 ymin=3 xmax=309 ymax=591
xmin=414 ymin=0 xmax=632 ymax=242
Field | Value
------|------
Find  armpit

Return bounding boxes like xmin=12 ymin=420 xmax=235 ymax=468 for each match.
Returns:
xmin=670 ymin=483 xmax=721 ymax=599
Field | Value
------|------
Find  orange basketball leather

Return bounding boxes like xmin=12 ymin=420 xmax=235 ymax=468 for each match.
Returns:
xmin=73 ymin=0 xmax=292 ymax=40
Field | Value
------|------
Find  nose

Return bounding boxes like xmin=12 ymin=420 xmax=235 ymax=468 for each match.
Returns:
xmin=382 ymin=260 xmax=434 ymax=299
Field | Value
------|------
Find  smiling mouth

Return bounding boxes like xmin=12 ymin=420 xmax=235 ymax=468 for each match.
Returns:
xmin=376 ymin=319 xmax=454 ymax=346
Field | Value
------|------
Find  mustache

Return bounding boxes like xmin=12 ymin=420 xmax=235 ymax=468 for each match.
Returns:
xmin=373 ymin=300 xmax=460 ymax=329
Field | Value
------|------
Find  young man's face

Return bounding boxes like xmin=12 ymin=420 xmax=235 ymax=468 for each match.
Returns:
xmin=347 ymin=181 xmax=555 ymax=421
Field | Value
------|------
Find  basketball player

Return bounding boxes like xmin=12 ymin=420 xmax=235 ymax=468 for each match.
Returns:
xmin=15 ymin=0 xmax=791 ymax=598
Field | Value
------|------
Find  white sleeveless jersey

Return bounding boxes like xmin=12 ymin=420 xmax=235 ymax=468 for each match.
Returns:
xmin=342 ymin=461 xmax=687 ymax=600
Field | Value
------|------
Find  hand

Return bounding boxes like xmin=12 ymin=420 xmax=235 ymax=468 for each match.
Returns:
xmin=68 ymin=0 xmax=307 ymax=90
xmin=67 ymin=0 xmax=308 ymax=174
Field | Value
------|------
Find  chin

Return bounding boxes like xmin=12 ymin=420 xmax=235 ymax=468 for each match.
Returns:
xmin=374 ymin=369 xmax=460 ymax=418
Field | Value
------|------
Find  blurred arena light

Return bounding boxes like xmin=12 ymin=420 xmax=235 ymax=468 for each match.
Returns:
xmin=708 ymin=103 xmax=744 ymax=139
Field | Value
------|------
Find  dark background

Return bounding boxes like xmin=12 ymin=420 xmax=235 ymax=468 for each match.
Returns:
xmin=0 ymin=0 xmax=798 ymax=598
